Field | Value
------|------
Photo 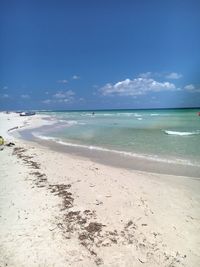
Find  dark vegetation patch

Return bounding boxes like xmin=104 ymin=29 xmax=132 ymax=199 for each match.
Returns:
xmin=12 ymin=146 xmax=186 ymax=266
xmin=48 ymin=184 xmax=74 ymax=210
xmin=85 ymin=222 xmax=105 ymax=234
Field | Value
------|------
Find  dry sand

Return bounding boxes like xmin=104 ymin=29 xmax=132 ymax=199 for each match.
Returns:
xmin=0 ymin=112 xmax=200 ymax=267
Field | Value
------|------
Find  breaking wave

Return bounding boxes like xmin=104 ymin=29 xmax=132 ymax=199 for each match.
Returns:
xmin=164 ymin=130 xmax=200 ymax=136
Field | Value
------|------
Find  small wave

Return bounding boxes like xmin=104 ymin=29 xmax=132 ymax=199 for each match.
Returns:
xmin=80 ymin=114 xmax=93 ymax=117
xmin=58 ymin=119 xmax=86 ymax=126
xmin=67 ymin=120 xmax=78 ymax=125
xmin=116 ymin=113 xmax=133 ymax=116
xmin=100 ymin=114 xmax=113 ymax=117
xmin=134 ymin=113 xmax=142 ymax=117
xmin=150 ymin=113 xmax=159 ymax=116
xmin=164 ymin=130 xmax=200 ymax=136
xmin=32 ymin=133 xmax=57 ymax=141
xmin=33 ymin=133 xmax=199 ymax=167
xmin=81 ymin=113 xmax=113 ymax=117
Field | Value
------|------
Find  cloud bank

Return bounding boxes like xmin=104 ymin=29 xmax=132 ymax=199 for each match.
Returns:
xmin=100 ymin=78 xmax=177 ymax=96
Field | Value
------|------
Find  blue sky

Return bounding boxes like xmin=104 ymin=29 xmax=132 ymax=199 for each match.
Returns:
xmin=0 ymin=0 xmax=200 ymax=110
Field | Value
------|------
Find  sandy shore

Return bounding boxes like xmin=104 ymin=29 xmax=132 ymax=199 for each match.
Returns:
xmin=0 ymin=112 xmax=200 ymax=267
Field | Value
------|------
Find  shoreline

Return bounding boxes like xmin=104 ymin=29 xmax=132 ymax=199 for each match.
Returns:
xmin=1 ymin=112 xmax=200 ymax=266
xmin=17 ymin=122 xmax=200 ymax=178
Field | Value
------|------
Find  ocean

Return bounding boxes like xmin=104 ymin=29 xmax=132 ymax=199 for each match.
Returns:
xmin=31 ymin=108 xmax=200 ymax=170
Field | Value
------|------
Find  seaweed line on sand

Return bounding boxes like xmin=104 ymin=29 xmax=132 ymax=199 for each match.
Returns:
xmin=12 ymin=146 xmax=186 ymax=266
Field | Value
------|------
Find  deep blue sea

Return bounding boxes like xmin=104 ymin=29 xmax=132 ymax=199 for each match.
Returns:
xmin=35 ymin=109 xmax=200 ymax=167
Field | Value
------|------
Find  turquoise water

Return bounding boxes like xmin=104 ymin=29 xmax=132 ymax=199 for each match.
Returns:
xmin=37 ymin=109 xmax=200 ymax=166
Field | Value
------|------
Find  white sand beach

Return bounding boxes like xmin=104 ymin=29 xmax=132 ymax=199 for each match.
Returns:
xmin=0 ymin=112 xmax=200 ymax=267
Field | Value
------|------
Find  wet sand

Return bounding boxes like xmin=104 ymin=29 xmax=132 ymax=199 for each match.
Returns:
xmin=0 ymin=112 xmax=200 ymax=267
xmin=19 ymin=127 xmax=200 ymax=178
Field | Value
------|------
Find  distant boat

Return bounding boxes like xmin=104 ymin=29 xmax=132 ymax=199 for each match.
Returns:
xmin=20 ymin=112 xmax=36 ymax=116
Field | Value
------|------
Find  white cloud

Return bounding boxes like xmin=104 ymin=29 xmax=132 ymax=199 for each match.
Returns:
xmin=63 ymin=98 xmax=70 ymax=103
xmin=2 ymin=94 xmax=9 ymax=98
xmin=184 ymin=84 xmax=200 ymax=92
xmin=42 ymin=99 xmax=51 ymax=104
xmin=138 ymin=72 xmax=152 ymax=78
xmin=165 ymin=72 xmax=183 ymax=80
xmin=43 ymin=90 xmax=75 ymax=104
xmin=184 ymin=84 xmax=195 ymax=91
xmin=21 ymin=94 xmax=30 ymax=99
xmin=53 ymin=90 xmax=75 ymax=99
xmin=138 ymin=71 xmax=183 ymax=80
xmin=3 ymin=86 xmax=8 ymax=90
xmin=57 ymin=79 xmax=68 ymax=84
xmin=72 ymin=75 xmax=80 ymax=80
xmin=100 ymin=78 xmax=177 ymax=96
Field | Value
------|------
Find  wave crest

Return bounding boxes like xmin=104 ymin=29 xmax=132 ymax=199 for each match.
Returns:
xmin=164 ymin=130 xmax=200 ymax=136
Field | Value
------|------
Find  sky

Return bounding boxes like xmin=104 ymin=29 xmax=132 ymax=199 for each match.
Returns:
xmin=0 ymin=0 xmax=200 ymax=110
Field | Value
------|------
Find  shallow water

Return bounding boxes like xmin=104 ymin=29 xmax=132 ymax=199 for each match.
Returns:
xmin=36 ymin=109 xmax=200 ymax=167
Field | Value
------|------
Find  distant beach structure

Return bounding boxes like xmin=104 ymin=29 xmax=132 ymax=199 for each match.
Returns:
xmin=20 ymin=112 xmax=36 ymax=116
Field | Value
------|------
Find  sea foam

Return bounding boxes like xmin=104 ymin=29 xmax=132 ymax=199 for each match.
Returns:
xmin=164 ymin=130 xmax=200 ymax=136
xmin=32 ymin=132 xmax=199 ymax=167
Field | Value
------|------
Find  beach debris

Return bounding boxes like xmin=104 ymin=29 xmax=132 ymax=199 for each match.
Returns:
xmin=84 ymin=209 xmax=95 ymax=216
xmin=138 ymin=258 xmax=146 ymax=264
xmin=13 ymin=147 xmax=27 ymax=154
xmin=12 ymin=147 xmax=41 ymax=169
xmin=85 ymin=222 xmax=105 ymax=234
xmin=48 ymin=184 xmax=74 ymax=210
xmin=95 ymin=200 xmax=103 ymax=205
xmin=0 ymin=139 xmax=15 ymax=149
xmin=8 ymin=126 xmax=18 ymax=132
xmin=29 ymin=171 xmax=47 ymax=187
xmin=5 ymin=142 xmax=15 ymax=147
xmin=0 ymin=136 xmax=4 ymax=145
xmin=11 ymin=144 xmax=187 ymax=267
xmin=125 ymin=220 xmax=134 ymax=228
xmin=95 ymin=257 xmax=103 ymax=265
